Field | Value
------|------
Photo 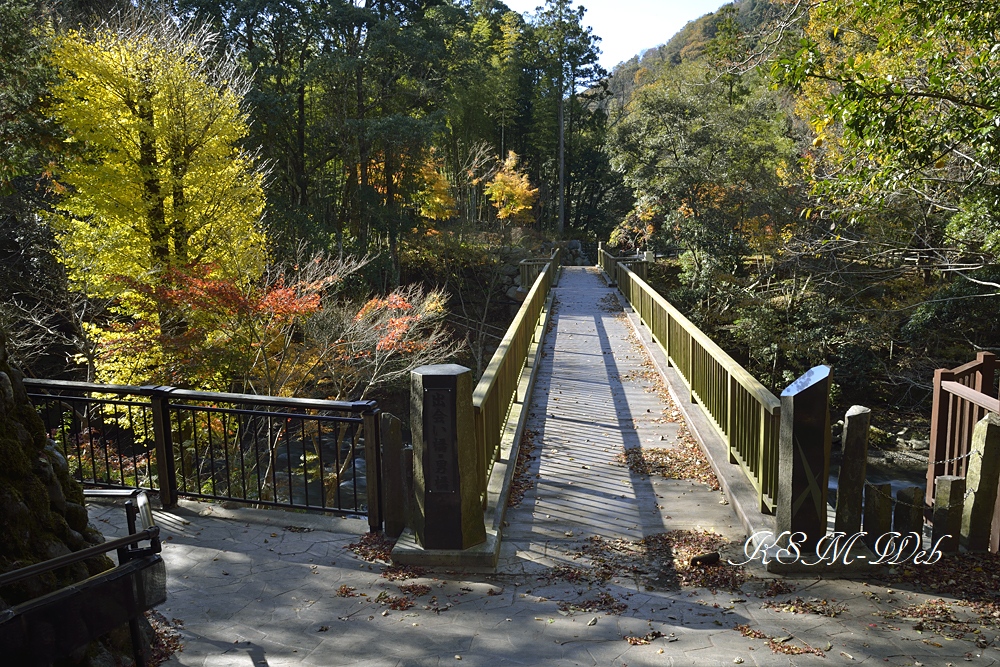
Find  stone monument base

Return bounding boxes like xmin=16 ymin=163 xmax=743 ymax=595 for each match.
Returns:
xmin=391 ymin=528 xmax=500 ymax=570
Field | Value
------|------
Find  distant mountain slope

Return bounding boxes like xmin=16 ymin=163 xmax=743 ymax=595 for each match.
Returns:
xmin=605 ymin=0 xmax=781 ymax=106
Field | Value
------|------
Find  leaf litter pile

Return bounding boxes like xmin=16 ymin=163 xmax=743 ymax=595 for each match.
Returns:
xmin=557 ymin=591 xmax=628 ymax=615
xmin=345 ymin=532 xmax=424 ymax=581
xmin=614 ymin=424 xmax=720 ymax=491
xmin=762 ymin=596 xmax=847 ymax=617
xmin=508 ymin=428 xmax=538 ymax=507
xmin=896 ymin=552 xmax=1000 ymax=621
xmin=346 ymin=532 xmax=395 ymax=563
xmin=624 ymin=630 xmax=677 ymax=645
xmin=147 ymin=610 xmax=184 ymax=666
xmin=875 ymin=598 xmax=984 ymax=640
xmin=735 ymin=624 xmax=825 ymax=657
xmin=598 ymin=293 xmax=623 ymax=313
xmin=553 ymin=530 xmax=750 ymax=592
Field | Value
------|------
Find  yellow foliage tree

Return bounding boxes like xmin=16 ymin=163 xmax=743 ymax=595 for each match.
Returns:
xmin=484 ymin=151 xmax=537 ymax=225
xmin=47 ymin=14 xmax=266 ymax=301
xmin=415 ymin=152 xmax=458 ymax=222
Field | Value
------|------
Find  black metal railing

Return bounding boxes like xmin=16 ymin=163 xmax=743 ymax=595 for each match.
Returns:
xmin=24 ymin=380 xmax=383 ymax=529
xmin=0 ymin=495 xmax=163 ymax=667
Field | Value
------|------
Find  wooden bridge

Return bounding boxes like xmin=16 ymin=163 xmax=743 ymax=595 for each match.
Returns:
xmin=24 ymin=246 xmax=1000 ymax=562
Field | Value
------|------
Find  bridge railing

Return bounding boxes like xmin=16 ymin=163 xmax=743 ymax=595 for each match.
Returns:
xmin=597 ymin=244 xmax=649 ymax=282
xmin=600 ymin=247 xmax=780 ymax=513
xmin=473 ymin=248 xmax=560 ymax=491
xmin=926 ymin=353 xmax=999 ymax=549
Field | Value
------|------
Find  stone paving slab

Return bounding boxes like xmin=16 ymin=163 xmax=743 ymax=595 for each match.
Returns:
xmin=85 ymin=267 xmax=1000 ymax=667
xmin=89 ymin=495 xmax=1000 ymax=667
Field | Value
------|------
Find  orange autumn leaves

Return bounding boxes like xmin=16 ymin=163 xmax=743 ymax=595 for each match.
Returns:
xmin=93 ymin=255 xmax=454 ymax=400
xmin=354 ymin=293 xmax=427 ymax=354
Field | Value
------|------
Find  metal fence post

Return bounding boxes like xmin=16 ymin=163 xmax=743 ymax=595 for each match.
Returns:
xmin=143 ymin=386 xmax=178 ymax=508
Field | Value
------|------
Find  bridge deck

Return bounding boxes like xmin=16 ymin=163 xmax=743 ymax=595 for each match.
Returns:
xmin=499 ymin=266 xmax=743 ymax=573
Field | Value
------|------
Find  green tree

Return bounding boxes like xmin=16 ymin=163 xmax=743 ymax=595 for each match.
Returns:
xmin=0 ymin=0 xmax=56 ymax=189
xmin=611 ymin=61 xmax=796 ymax=283
xmin=775 ymin=0 xmax=1000 ymax=250
xmin=530 ymin=0 xmax=606 ymax=232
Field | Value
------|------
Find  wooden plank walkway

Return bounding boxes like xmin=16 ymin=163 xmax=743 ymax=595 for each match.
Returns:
xmin=498 ymin=266 xmax=744 ymax=573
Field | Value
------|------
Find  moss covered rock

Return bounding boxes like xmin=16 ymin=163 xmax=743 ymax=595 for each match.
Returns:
xmin=0 ymin=333 xmax=136 ymax=663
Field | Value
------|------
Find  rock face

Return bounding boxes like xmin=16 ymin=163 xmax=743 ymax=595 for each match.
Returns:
xmin=542 ymin=240 xmax=591 ymax=266
xmin=0 ymin=333 xmax=135 ymax=664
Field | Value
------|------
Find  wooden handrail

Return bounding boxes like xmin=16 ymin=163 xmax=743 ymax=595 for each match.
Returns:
xmin=926 ymin=351 xmax=998 ymax=534
xmin=473 ymin=249 xmax=560 ymax=488
xmin=627 ymin=268 xmax=780 ymax=411
xmin=608 ymin=251 xmax=781 ymax=513
xmin=941 ymin=381 xmax=1000 ymax=413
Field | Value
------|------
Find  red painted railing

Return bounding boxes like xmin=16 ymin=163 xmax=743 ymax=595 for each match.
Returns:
xmin=926 ymin=351 xmax=999 ymax=551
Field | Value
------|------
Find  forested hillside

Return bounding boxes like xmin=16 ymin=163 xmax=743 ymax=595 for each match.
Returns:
xmin=0 ymin=0 xmax=629 ymax=399
xmin=600 ymin=0 xmax=999 ymax=426
xmin=1 ymin=0 xmax=997 ymax=424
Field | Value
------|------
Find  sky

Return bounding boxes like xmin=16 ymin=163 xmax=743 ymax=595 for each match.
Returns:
xmin=500 ymin=0 xmax=732 ymax=71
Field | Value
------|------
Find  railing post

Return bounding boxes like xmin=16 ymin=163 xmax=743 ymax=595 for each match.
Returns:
xmin=688 ymin=333 xmax=696 ymax=403
xmin=380 ymin=413 xmax=404 ymax=538
xmin=143 ymin=386 xmax=178 ymax=509
xmin=410 ymin=364 xmax=485 ymax=549
xmin=974 ymin=351 xmax=997 ymax=397
xmin=727 ymin=377 xmax=737 ymax=464
xmin=926 ymin=368 xmax=955 ymax=505
xmin=776 ymin=365 xmax=832 ymax=553
xmin=364 ymin=408 xmax=383 ymax=533
xmin=474 ymin=403 xmax=487 ymax=506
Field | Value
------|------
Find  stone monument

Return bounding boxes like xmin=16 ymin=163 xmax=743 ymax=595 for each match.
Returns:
xmin=410 ymin=364 xmax=486 ymax=550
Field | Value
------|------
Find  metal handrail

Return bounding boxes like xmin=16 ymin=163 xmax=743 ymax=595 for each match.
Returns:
xmin=25 ymin=380 xmax=382 ymax=525
xmin=24 ymin=379 xmax=376 ymax=414
xmin=0 ymin=527 xmax=160 ymax=588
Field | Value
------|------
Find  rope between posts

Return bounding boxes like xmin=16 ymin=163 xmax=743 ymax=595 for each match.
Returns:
xmin=863 ymin=480 xmax=974 ymax=509
xmin=865 ymin=437 xmax=979 ymax=466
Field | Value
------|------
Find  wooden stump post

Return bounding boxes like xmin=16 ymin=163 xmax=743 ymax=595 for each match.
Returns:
xmin=893 ymin=486 xmax=925 ymax=543
xmin=863 ymin=483 xmax=892 ymax=550
xmin=962 ymin=414 xmax=1000 ymax=551
xmin=932 ymin=475 xmax=964 ymax=553
xmin=776 ymin=365 xmax=832 ymax=553
xmin=835 ymin=405 xmax=870 ymax=535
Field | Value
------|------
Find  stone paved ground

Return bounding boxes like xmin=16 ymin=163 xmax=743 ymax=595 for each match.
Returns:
xmin=89 ymin=267 xmax=1000 ymax=666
